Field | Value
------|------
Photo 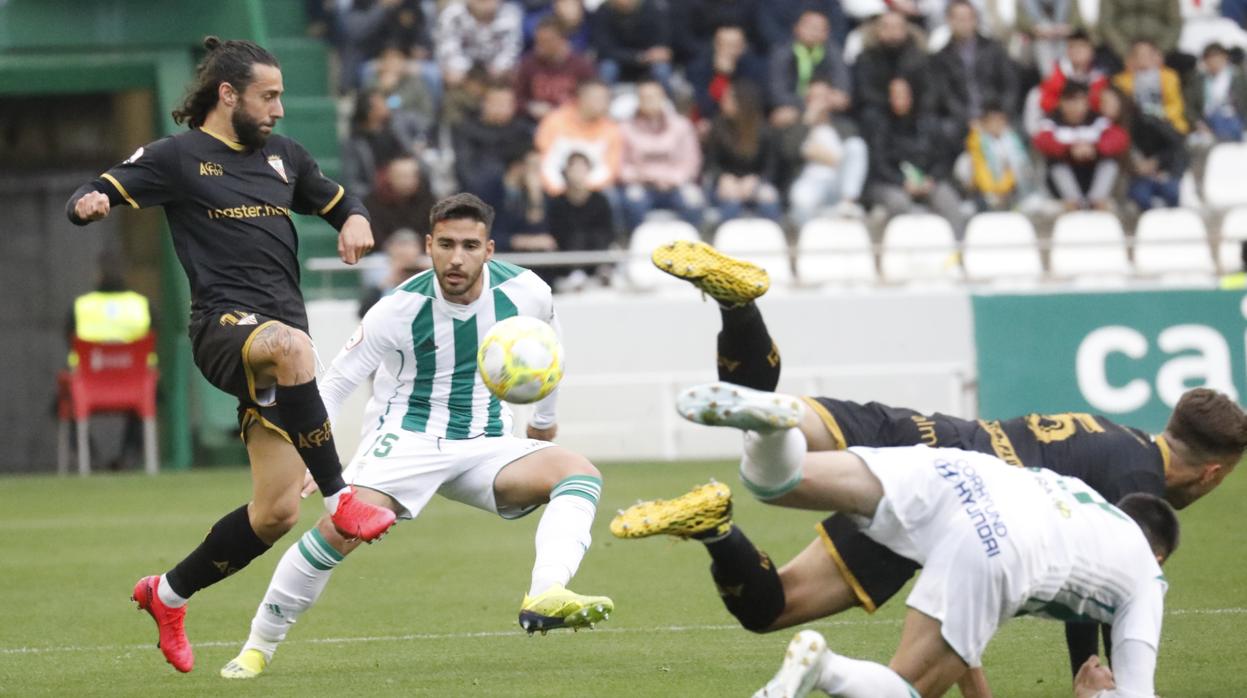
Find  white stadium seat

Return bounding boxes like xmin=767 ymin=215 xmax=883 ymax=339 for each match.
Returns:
xmin=1078 ymin=0 xmax=1100 ymax=25
xmin=880 ymin=214 xmax=962 ymax=284
xmin=1179 ymin=17 xmax=1247 ymax=56
xmin=1133 ymin=208 xmax=1215 ymax=280
xmin=796 ymin=218 xmax=877 ymax=286
xmin=1049 ymin=211 xmax=1131 ymax=280
xmin=1204 ymin=143 xmax=1247 ymax=210
xmin=626 ymin=220 xmax=699 ymax=291
xmin=962 ymin=212 xmax=1043 ymax=284
xmin=1218 ymin=207 xmax=1247 ymax=273
xmin=713 ymin=218 xmax=794 ymax=286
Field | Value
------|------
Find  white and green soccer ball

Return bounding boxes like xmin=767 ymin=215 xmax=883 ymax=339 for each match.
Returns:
xmin=477 ymin=316 xmax=564 ymax=404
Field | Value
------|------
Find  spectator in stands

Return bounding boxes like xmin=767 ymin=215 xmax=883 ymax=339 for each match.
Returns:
xmin=516 ymin=16 xmax=597 ymax=121
xmin=786 ymin=78 xmax=870 ymax=225
xmin=963 ymin=101 xmax=1034 ymax=211
xmin=669 ymin=0 xmax=762 ymax=66
xmin=767 ymin=9 xmax=853 ymax=130
xmin=1097 ymin=0 xmax=1181 ymax=65
xmin=855 ymin=12 xmax=932 ymax=124
xmin=1116 ymin=86 xmax=1187 ymax=210
xmin=705 ymin=80 xmax=784 ymax=222
xmin=756 ymin=0 xmax=850 ymax=53
xmin=334 ymin=0 xmax=432 ymax=93
xmin=363 ymin=44 xmax=438 ymax=144
xmin=591 ymin=0 xmax=674 ymax=87
xmin=343 ymin=90 xmax=419 ymax=198
xmin=931 ymin=0 xmax=1019 ymax=146
xmin=1185 ymin=43 xmax=1247 ymax=143
xmin=1039 ymin=30 xmax=1108 ymax=113
xmin=1113 ymin=39 xmax=1189 ymax=134
xmin=687 ymin=25 xmax=767 ymax=123
xmin=619 ymin=79 xmax=706 ymax=230
xmin=547 ymin=152 xmax=618 ymax=288
xmin=867 ymin=77 xmax=967 ymax=237
xmin=495 ymin=151 xmax=558 ymax=253
xmin=523 ymin=0 xmax=592 ymax=53
xmin=358 ymin=230 xmax=429 ymax=317
xmin=363 ymin=156 xmax=436 ymax=249
xmin=454 ymin=82 xmax=535 ymax=208
xmin=435 ymin=0 xmax=524 ymax=89
xmin=440 ymin=63 xmax=492 ymax=128
xmin=1016 ymin=0 xmax=1088 ymax=76
xmin=1034 ymin=81 xmax=1129 ymax=210
xmin=535 ymin=78 xmax=623 ymax=198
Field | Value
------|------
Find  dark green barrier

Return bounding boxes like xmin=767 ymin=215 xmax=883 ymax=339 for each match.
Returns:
xmin=973 ymin=290 xmax=1245 ymax=433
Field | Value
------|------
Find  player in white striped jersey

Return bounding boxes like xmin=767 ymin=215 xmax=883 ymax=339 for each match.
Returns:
xmin=220 ymin=194 xmax=612 ymax=679
xmin=737 ymin=441 xmax=1177 ymax=698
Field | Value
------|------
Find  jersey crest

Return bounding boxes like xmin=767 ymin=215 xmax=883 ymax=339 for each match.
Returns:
xmin=267 ymin=155 xmax=288 ymax=183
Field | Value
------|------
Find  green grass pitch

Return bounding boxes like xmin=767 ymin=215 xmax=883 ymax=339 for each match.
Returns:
xmin=1 ymin=460 xmax=1243 ymax=696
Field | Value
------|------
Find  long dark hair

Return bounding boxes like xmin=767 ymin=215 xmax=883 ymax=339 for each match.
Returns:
xmin=722 ymin=79 xmax=765 ymax=159
xmin=172 ymin=36 xmax=279 ymax=128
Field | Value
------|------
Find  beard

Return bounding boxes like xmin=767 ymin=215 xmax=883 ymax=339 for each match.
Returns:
xmin=231 ymin=105 xmax=270 ymax=150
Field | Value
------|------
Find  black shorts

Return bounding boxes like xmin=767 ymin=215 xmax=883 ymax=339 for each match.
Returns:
xmin=801 ymin=397 xmax=977 ymax=611
xmin=816 ymin=513 xmax=919 ymax=612
xmin=800 ymin=396 xmax=976 ymax=451
xmin=189 ymin=308 xmax=289 ymax=442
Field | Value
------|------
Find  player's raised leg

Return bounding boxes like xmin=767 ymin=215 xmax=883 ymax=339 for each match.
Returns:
xmin=652 ymin=241 xmax=781 ymax=391
xmin=245 ymin=321 xmax=395 ymax=541
xmin=493 ymin=446 xmax=613 ymax=634
xmin=221 ymin=487 xmax=399 ymax=679
xmin=133 ymin=423 xmax=302 ymax=672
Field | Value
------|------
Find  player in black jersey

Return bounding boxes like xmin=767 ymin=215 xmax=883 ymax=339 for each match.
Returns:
xmin=66 ymin=37 xmax=396 ymax=673
xmin=615 ymin=241 xmax=1247 ymax=696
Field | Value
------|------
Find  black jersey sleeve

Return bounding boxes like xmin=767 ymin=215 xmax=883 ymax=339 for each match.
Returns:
xmin=288 ymin=140 xmax=369 ymax=230
xmin=67 ymin=137 xmax=180 ymax=223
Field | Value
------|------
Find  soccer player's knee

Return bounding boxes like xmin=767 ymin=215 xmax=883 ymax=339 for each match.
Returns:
xmin=267 ymin=326 xmax=315 ymax=383
xmin=253 ymin=500 xmax=300 ymax=537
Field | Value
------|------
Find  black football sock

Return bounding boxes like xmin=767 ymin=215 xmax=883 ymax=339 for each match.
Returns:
xmin=716 ymin=302 xmax=781 ymax=391
xmin=699 ymin=525 xmax=785 ymax=632
xmin=275 ymin=379 xmax=347 ymax=497
xmin=164 ymin=504 xmax=271 ymax=599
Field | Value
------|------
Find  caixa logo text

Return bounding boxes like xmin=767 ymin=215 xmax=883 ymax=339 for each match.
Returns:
xmin=1075 ymin=324 xmax=1238 ymax=413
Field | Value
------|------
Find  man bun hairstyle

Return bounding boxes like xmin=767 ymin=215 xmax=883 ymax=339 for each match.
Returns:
xmin=1166 ymin=387 xmax=1247 ymax=463
xmin=172 ymin=36 xmax=280 ymax=128
xmin=430 ymin=193 xmax=495 ymax=231
xmin=1117 ymin=493 xmax=1180 ymax=561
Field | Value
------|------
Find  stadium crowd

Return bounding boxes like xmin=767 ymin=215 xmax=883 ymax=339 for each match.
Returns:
xmin=305 ymin=0 xmax=1247 ymax=288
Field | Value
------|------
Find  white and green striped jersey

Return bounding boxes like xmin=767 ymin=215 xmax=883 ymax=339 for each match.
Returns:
xmin=320 ymin=259 xmax=560 ymax=440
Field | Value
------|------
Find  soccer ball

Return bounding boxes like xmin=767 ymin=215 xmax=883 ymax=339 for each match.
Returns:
xmin=477 ymin=316 xmax=564 ymax=404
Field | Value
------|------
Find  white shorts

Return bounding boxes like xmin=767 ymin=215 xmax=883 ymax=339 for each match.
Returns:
xmin=852 ymin=445 xmax=1025 ymax=668
xmin=343 ymin=430 xmax=556 ymax=520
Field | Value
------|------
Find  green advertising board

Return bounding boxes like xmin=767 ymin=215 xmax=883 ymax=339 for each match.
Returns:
xmin=973 ymin=290 xmax=1245 ymax=433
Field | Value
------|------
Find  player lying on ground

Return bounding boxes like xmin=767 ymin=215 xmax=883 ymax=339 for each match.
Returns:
xmin=728 ymin=443 xmax=1179 ymax=698
xmin=639 ymin=240 xmax=1244 ymax=693
xmin=65 ymin=37 xmax=395 ymax=673
xmin=220 ymin=194 xmax=613 ymax=679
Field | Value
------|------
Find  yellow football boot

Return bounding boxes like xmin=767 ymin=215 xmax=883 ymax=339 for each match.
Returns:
xmin=651 ymin=241 xmax=770 ymax=306
xmin=518 ymin=585 xmax=614 ymax=635
xmin=610 ymin=481 xmax=733 ymax=540
xmin=219 ymin=648 xmax=267 ymax=679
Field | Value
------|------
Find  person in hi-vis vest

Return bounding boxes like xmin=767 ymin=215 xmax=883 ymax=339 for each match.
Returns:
xmin=65 ymin=267 xmax=154 ymax=469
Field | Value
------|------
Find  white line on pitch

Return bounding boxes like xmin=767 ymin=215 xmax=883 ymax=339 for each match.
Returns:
xmin=1 ymin=608 xmax=1242 ymax=656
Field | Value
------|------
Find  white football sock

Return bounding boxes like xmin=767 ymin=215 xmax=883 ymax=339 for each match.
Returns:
xmin=244 ymin=527 xmax=344 ymax=659
xmin=739 ymin=427 xmax=806 ymax=500
xmin=818 ymin=651 xmax=917 ymax=698
xmin=157 ymin=574 xmax=188 ymax=608
xmin=528 ymin=475 xmax=601 ymax=597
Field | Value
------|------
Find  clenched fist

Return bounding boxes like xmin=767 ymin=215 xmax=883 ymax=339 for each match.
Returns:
xmin=74 ymin=191 xmax=111 ymax=222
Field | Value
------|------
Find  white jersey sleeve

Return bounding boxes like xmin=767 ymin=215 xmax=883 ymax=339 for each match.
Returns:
xmin=319 ymin=295 xmax=400 ymax=425
xmin=1104 ymin=573 xmax=1166 ymax=697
